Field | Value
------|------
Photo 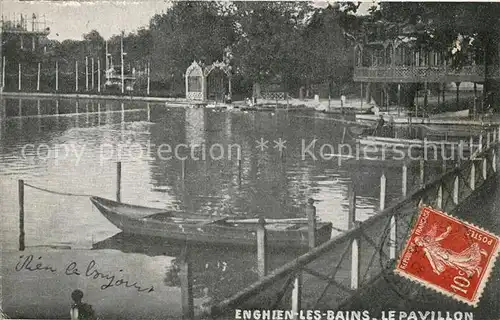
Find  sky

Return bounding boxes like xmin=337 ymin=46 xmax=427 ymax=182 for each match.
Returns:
xmin=1 ymin=0 xmax=170 ymax=40
xmin=1 ymin=0 xmax=375 ymax=41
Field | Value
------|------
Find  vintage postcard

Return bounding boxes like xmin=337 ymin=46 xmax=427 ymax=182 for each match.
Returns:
xmin=1 ymin=1 xmax=500 ymax=320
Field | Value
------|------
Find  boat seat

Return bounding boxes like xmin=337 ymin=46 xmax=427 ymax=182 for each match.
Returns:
xmin=266 ymin=223 xmax=298 ymax=230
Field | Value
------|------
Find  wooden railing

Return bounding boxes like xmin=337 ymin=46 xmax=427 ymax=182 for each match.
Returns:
xmin=353 ymin=65 xmax=500 ymax=82
xmin=204 ymin=127 xmax=500 ymax=319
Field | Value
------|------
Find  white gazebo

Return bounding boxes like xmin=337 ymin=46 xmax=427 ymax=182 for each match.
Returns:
xmin=185 ymin=60 xmax=232 ymax=102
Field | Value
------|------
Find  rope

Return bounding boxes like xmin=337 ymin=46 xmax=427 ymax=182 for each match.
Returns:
xmin=24 ymin=182 xmax=94 ymax=197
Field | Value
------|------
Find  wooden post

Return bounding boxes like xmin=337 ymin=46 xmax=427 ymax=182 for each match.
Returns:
xmin=147 ymin=61 xmax=151 ymax=95
xmin=91 ymin=57 xmax=95 ymax=90
xmin=360 ymin=83 xmax=363 ymax=109
xmin=256 ymin=217 xmax=267 ymax=278
xmin=36 ymin=62 xmax=40 ymax=91
xmin=116 ymin=161 xmax=122 ymax=202
xmin=306 ymin=198 xmax=316 ymax=249
xmin=442 ymin=159 xmax=447 ymax=173
xmin=380 ymin=172 xmax=386 ymax=211
xmin=419 ymin=159 xmax=425 ymax=187
xmin=291 ymin=273 xmax=302 ymax=320
xmin=147 ymin=102 xmax=151 ymax=122
xmin=482 ymin=158 xmax=487 ymax=180
xmin=75 ymin=61 xmax=79 ymax=92
xmin=479 ymin=134 xmax=483 ymax=152
xmin=18 ymin=63 xmax=21 ymax=91
xmin=498 ymin=125 xmax=500 ymax=142
xmin=97 ymin=59 xmax=101 ymax=93
xmin=121 ymin=31 xmax=125 ymax=94
xmin=85 ymin=56 xmax=89 ymax=91
xmin=493 ymin=149 xmax=497 ymax=173
xmin=19 ymin=179 xmax=25 ymax=251
xmin=437 ymin=184 xmax=443 ymax=209
xmin=350 ymin=234 xmax=360 ymax=289
xmin=470 ymin=162 xmax=476 ymax=190
xmin=181 ymin=159 xmax=186 ymax=181
xmin=55 ymin=61 xmax=59 ymax=92
xmin=453 ymin=174 xmax=459 ymax=205
xmin=402 ymin=164 xmax=407 ymax=197
xmin=179 ymin=251 xmax=194 ymax=320
xmin=348 ymin=183 xmax=356 ymax=229
xmin=469 ymin=136 xmax=474 ymax=154
xmin=2 ymin=56 xmax=5 ymax=89
xmin=487 ymin=132 xmax=491 ymax=149
xmin=238 ymin=159 xmax=242 ymax=186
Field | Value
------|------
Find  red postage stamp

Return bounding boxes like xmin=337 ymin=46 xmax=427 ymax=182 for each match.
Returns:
xmin=395 ymin=206 xmax=499 ymax=306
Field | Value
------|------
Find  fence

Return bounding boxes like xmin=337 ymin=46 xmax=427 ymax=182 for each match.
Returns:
xmin=205 ymin=127 xmax=500 ymax=319
xmin=0 ymin=57 xmax=154 ymax=96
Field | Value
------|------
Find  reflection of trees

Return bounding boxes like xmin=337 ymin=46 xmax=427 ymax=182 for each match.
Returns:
xmin=93 ymin=233 xmax=300 ymax=303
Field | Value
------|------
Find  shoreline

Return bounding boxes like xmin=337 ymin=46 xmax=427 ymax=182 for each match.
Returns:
xmin=0 ymin=91 xmax=191 ymax=104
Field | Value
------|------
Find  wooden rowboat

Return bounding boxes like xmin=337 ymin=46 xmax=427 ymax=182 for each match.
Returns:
xmin=356 ymin=136 xmax=472 ymax=151
xmin=90 ymin=197 xmax=333 ymax=248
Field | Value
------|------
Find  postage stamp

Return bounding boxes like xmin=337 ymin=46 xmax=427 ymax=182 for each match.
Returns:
xmin=395 ymin=206 xmax=500 ymax=306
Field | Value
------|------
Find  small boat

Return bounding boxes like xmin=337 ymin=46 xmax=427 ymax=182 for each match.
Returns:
xmin=419 ymin=124 xmax=487 ymax=137
xmin=356 ymin=136 xmax=471 ymax=151
xmin=90 ymin=197 xmax=333 ymax=248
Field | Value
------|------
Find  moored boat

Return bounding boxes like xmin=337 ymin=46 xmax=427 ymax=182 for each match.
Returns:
xmin=356 ymin=136 xmax=472 ymax=151
xmin=90 ymin=197 xmax=333 ymax=248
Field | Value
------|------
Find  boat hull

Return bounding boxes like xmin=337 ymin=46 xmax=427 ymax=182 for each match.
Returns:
xmin=90 ymin=197 xmax=333 ymax=248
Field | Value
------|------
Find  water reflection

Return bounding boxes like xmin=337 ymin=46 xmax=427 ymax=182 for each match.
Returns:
xmin=0 ymin=97 xmax=399 ymax=250
xmin=92 ymin=232 xmax=302 ymax=303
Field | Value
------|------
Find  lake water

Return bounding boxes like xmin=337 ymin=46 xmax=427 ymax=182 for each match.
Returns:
xmin=0 ymin=97 xmax=425 ymax=306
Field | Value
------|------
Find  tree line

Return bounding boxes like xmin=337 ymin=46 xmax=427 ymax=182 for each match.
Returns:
xmin=3 ymin=2 xmax=500 ymax=107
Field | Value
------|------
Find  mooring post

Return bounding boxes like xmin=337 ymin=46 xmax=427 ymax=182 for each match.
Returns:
xmin=116 ymin=161 xmax=122 ymax=202
xmin=291 ymin=273 xmax=302 ymax=320
xmin=181 ymin=159 xmax=186 ymax=181
xmin=493 ymin=149 xmax=497 ymax=173
xmin=437 ymin=184 xmax=443 ymax=210
xmin=479 ymin=134 xmax=483 ymax=152
xmin=18 ymin=63 xmax=21 ymax=91
xmin=179 ymin=249 xmax=194 ymax=320
xmin=19 ymin=179 xmax=25 ymax=251
xmin=350 ymin=230 xmax=360 ymax=290
xmin=75 ymin=60 xmax=79 ymax=92
xmin=470 ymin=161 xmax=476 ymax=191
xmin=482 ymin=157 xmax=487 ymax=180
xmin=55 ymin=61 xmax=59 ymax=92
xmin=306 ymin=198 xmax=316 ymax=249
xmin=453 ymin=173 xmax=459 ymax=205
xmin=97 ymin=59 xmax=101 ymax=93
xmin=487 ymin=132 xmax=491 ymax=149
xmin=419 ymin=159 xmax=425 ymax=187
xmin=379 ymin=172 xmax=386 ymax=212
xmin=238 ymin=158 xmax=242 ymax=186
xmin=348 ymin=183 xmax=356 ymax=229
xmin=256 ymin=217 xmax=267 ymax=278
xmin=36 ymin=62 xmax=40 ymax=91
xmin=402 ymin=164 xmax=407 ymax=197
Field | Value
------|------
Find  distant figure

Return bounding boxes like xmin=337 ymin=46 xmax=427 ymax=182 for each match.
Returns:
xmin=371 ymin=105 xmax=380 ymax=116
xmin=388 ymin=115 xmax=395 ymax=137
xmin=70 ymin=290 xmax=97 ymax=320
xmin=373 ymin=114 xmax=385 ymax=136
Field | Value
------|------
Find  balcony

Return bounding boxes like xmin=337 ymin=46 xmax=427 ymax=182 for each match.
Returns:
xmin=353 ymin=65 xmax=500 ymax=83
